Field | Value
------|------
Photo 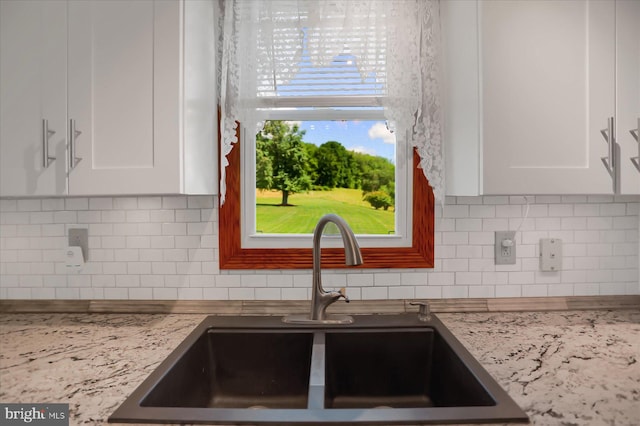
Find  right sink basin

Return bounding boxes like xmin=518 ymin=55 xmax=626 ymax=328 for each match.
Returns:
xmin=325 ymin=329 xmax=495 ymax=409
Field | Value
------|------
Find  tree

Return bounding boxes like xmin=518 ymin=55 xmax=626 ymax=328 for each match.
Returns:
xmin=364 ymin=191 xmax=393 ymax=210
xmin=256 ymin=121 xmax=312 ymax=205
xmin=313 ymin=141 xmax=357 ymax=189
xmin=352 ymin=151 xmax=395 ymax=193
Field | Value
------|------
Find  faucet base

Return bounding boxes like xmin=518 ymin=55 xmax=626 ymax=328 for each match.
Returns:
xmin=282 ymin=314 xmax=354 ymax=325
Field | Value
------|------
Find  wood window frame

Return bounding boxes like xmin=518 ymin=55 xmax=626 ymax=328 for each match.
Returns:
xmin=219 ymin=124 xmax=434 ymax=269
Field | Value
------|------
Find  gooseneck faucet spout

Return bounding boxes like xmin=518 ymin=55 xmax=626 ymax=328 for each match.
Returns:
xmin=311 ymin=214 xmax=363 ymax=321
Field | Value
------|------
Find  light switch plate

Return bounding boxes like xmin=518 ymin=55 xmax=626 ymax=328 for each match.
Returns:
xmin=540 ymin=238 xmax=562 ymax=271
xmin=68 ymin=228 xmax=88 ymax=261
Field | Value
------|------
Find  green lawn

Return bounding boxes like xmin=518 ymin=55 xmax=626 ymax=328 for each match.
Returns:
xmin=256 ymin=188 xmax=395 ymax=234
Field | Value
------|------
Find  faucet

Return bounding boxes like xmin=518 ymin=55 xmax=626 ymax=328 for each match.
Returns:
xmin=310 ymin=214 xmax=363 ymax=321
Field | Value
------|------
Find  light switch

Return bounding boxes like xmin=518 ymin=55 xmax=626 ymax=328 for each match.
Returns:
xmin=540 ymin=238 xmax=562 ymax=271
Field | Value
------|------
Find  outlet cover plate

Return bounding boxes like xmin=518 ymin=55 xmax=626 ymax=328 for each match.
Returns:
xmin=495 ymin=231 xmax=516 ymax=265
xmin=68 ymin=228 xmax=88 ymax=261
xmin=540 ymin=238 xmax=562 ymax=271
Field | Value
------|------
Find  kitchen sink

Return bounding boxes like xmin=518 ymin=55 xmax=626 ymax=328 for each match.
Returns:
xmin=109 ymin=314 xmax=529 ymax=424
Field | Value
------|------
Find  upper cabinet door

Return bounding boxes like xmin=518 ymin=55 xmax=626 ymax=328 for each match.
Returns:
xmin=481 ymin=0 xmax=616 ymax=194
xmin=0 ymin=0 xmax=67 ymax=196
xmin=67 ymin=0 xmax=181 ymax=195
xmin=617 ymin=0 xmax=640 ymax=195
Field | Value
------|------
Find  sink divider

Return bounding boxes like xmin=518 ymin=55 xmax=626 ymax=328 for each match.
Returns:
xmin=307 ymin=332 xmax=326 ymax=409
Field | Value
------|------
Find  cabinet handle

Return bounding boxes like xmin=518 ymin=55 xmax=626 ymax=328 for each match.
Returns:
xmin=631 ymin=118 xmax=640 ymax=173
xmin=42 ymin=119 xmax=56 ymax=168
xmin=600 ymin=116 xmax=619 ymax=192
xmin=600 ymin=117 xmax=615 ymax=176
xmin=69 ymin=119 xmax=83 ymax=170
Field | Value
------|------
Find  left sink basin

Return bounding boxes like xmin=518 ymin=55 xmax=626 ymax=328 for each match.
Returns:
xmin=141 ymin=330 xmax=313 ymax=409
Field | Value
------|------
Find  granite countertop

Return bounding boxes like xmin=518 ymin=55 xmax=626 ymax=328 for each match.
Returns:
xmin=0 ymin=309 xmax=638 ymax=426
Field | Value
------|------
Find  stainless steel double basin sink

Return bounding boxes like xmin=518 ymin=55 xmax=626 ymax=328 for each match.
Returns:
xmin=109 ymin=314 xmax=528 ymax=425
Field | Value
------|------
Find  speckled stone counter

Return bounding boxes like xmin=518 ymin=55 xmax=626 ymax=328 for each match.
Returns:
xmin=0 ymin=310 xmax=638 ymax=426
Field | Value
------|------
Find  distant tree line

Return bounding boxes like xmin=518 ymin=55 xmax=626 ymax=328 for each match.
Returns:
xmin=256 ymin=120 xmax=395 ymax=209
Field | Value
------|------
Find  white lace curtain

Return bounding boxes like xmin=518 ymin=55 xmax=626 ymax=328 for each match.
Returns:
xmin=217 ymin=0 xmax=444 ymax=204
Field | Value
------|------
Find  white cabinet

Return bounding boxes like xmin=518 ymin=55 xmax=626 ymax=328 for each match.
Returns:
xmin=442 ymin=0 xmax=481 ymax=196
xmin=616 ymin=0 xmax=640 ymax=194
xmin=0 ymin=0 xmax=67 ymax=195
xmin=481 ymin=0 xmax=616 ymax=194
xmin=0 ymin=0 xmax=216 ymax=197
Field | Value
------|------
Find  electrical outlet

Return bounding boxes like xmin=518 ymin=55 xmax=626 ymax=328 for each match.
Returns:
xmin=495 ymin=231 xmax=516 ymax=265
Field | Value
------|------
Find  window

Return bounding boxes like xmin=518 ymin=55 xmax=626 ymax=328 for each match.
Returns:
xmin=218 ymin=0 xmax=441 ymax=269
xmin=219 ymin=124 xmax=434 ymax=269
xmin=251 ymin=118 xmax=399 ymax=237
xmin=243 ymin=114 xmax=412 ymax=249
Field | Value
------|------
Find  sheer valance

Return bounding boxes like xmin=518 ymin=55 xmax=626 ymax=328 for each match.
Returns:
xmin=216 ymin=0 xmax=444 ymax=204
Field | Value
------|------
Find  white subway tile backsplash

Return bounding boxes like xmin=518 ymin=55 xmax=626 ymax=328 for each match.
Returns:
xmin=65 ymin=198 xmax=88 ymax=211
xmin=428 ymin=272 xmax=455 ymax=286
xmin=162 ymin=196 xmax=187 ymax=209
xmin=178 ymin=287 xmax=204 ymax=300
xmin=535 ymin=195 xmax=562 ymax=204
xmin=455 ymin=272 xmax=482 ymax=285
xmin=2 ymin=212 xmax=29 ymax=225
xmin=153 ymin=287 xmax=177 ymax=299
xmin=455 ymin=196 xmax=483 ymax=205
xmin=362 ymin=286 xmax=388 ymax=299
xmin=18 ymin=199 xmax=42 ymax=212
xmin=103 ymin=288 xmax=127 ymax=299
xmin=0 ymin=200 xmax=17 ymax=212
xmin=548 ymin=204 xmax=574 ymax=217
xmin=561 ymin=195 xmax=587 ymax=203
xmin=373 ymin=273 xmax=402 ymax=287
xmin=229 ymin=287 xmax=255 ymax=299
xmin=588 ymin=195 xmax=615 ymax=203
xmin=347 ymin=273 xmax=373 ymax=287
xmin=42 ymin=199 xmax=66 ymax=211
xmin=522 ymin=284 xmax=548 ymax=297
xmin=455 ymin=218 xmax=482 ymax=231
xmin=0 ymin=195 xmax=637 ymax=300
xmin=176 ymin=209 xmax=201 ymax=223
xmin=469 ymin=205 xmax=496 ymax=218
xmin=573 ymin=283 xmax=599 ymax=296
xmin=388 ymin=286 xmax=414 ymax=299
xmin=126 ymin=210 xmax=151 ymax=223
xmin=150 ymin=210 xmax=175 ymax=223
xmin=482 ymin=218 xmax=509 ymax=231
xmin=444 ymin=205 xmax=469 ymax=218
xmin=483 ymin=196 xmax=509 ymax=205
xmin=495 ymin=205 xmax=523 ymax=218
xmin=468 ymin=285 xmax=495 ymax=298
xmin=138 ymin=197 xmax=162 ymax=210
xmin=547 ymin=284 xmax=574 ymax=297
xmin=113 ymin=197 xmax=138 ymax=210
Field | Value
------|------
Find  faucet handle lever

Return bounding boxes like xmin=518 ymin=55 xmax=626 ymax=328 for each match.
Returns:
xmin=338 ymin=287 xmax=349 ymax=303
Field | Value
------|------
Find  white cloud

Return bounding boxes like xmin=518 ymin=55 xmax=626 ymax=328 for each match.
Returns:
xmin=367 ymin=122 xmax=396 ymax=144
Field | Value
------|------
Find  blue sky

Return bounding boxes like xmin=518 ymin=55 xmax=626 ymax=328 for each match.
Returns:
xmin=296 ymin=120 xmax=396 ymax=163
